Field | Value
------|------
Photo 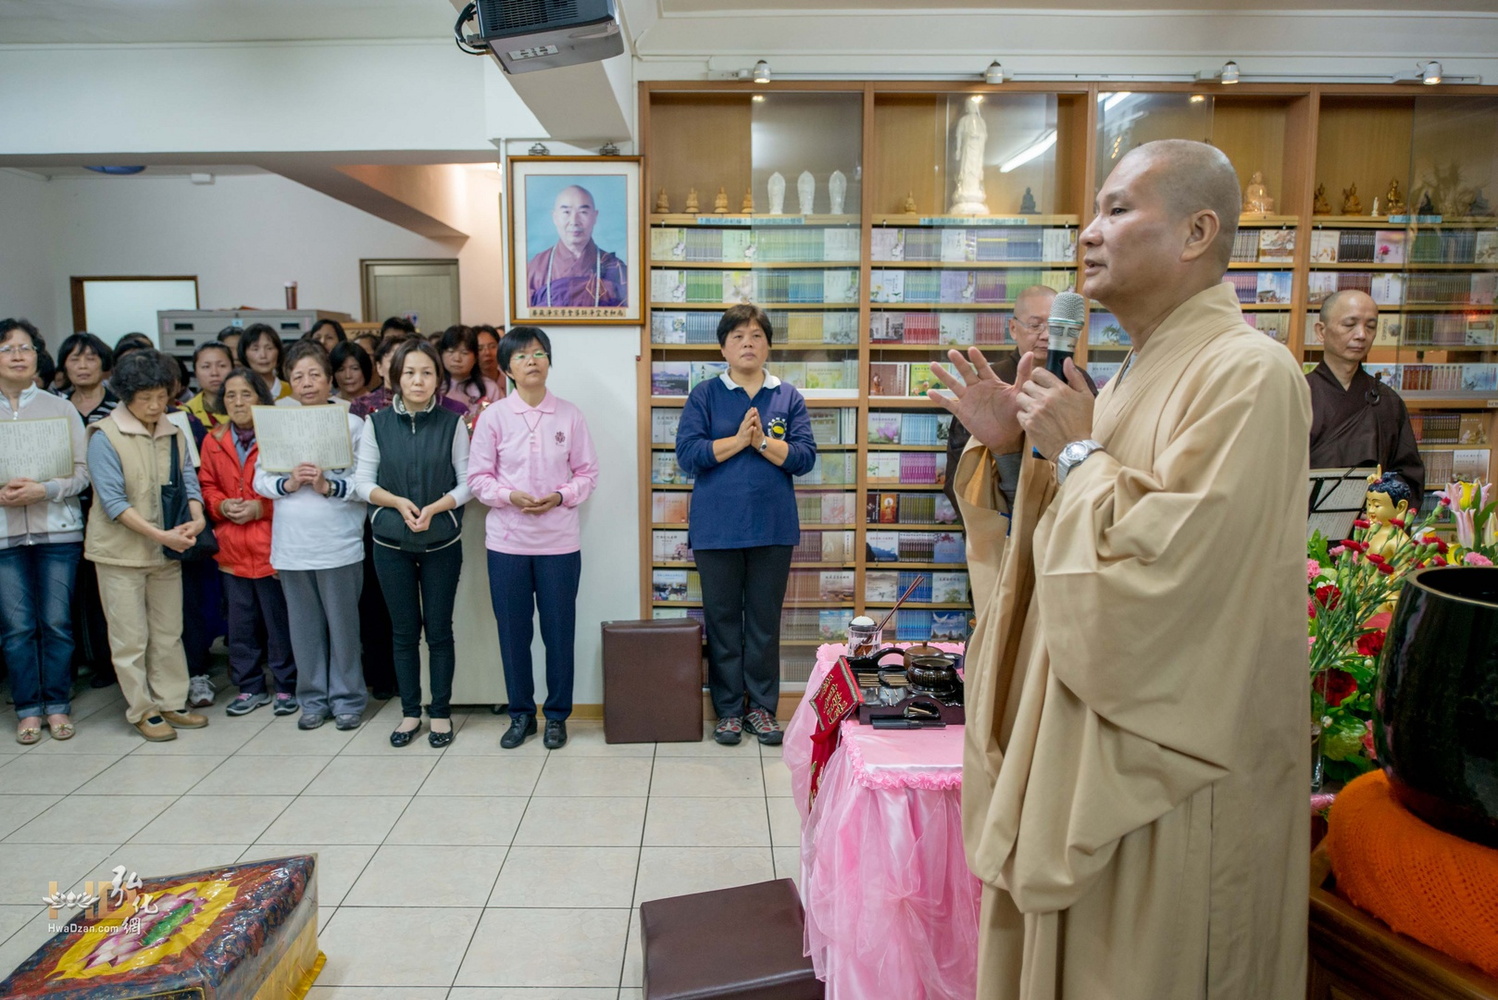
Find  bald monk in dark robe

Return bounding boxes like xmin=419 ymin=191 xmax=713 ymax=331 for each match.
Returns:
xmin=1307 ymin=288 xmax=1424 ymax=497
xmin=526 ymin=184 xmax=628 ymax=308
xmin=943 ymin=285 xmax=1097 ymax=520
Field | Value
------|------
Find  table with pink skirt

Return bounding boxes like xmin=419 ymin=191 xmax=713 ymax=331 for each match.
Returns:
xmin=782 ymin=642 xmax=980 ymax=1000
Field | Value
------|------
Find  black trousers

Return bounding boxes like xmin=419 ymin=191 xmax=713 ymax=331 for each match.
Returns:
xmin=359 ymin=525 xmax=397 ymax=694
xmin=223 ymin=573 xmax=296 ymax=695
xmin=694 ymin=545 xmax=793 ymax=720
xmin=374 ymin=540 xmax=462 ymax=720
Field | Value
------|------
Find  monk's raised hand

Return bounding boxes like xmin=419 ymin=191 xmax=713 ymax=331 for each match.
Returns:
xmin=1015 ymin=358 xmax=1095 ymax=460
xmin=930 ymin=347 xmax=1025 ymax=455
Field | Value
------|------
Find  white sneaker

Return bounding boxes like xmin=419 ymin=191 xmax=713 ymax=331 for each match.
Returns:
xmin=188 ymin=674 xmax=216 ymax=708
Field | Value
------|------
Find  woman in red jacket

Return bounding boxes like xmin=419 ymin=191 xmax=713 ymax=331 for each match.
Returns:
xmin=199 ymin=368 xmax=298 ymax=716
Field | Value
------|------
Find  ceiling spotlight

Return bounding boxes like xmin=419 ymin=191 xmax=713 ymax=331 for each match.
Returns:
xmin=752 ymin=60 xmax=771 ymax=84
xmin=984 ymin=61 xmax=1005 ymax=85
xmin=1220 ymin=60 xmax=1240 ymax=84
xmin=751 ymin=94 xmax=765 ymax=103
xmin=1422 ymin=60 xmax=1442 ymax=85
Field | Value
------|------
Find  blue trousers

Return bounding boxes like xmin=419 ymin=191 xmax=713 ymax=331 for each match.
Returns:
xmin=0 ymin=542 xmax=82 ymax=718
xmin=487 ymin=550 xmax=581 ymax=721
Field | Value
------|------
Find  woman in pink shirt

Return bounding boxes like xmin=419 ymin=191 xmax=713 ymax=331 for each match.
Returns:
xmin=467 ymin=327 xmax=598 ymax=750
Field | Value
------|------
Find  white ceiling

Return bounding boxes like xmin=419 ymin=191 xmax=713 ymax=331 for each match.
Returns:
xmin=0 ymin=0 xmax=460 ymax=44
xmin=662 ymin=0 xmax=1498 ymax=7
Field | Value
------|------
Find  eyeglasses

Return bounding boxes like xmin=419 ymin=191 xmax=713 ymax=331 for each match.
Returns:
xmin=511 ymin=351 xmax=549 ymax=362
xmin=0 ymin=344 xmax=37 ymax=356
xmin=1012 ymin=317 xmax=1047 ymax=332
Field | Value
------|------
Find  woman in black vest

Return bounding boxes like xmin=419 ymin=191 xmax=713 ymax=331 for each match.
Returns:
xmin=351 ymin=339 xmax=472 ymax=747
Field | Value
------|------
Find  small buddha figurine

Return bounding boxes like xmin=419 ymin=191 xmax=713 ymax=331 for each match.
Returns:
xmin=1363 ymin=472 xmax=1414 ymax=612
xmin=684 ymin=188 xmax=699 ymax=213
xmin=1243 ymin=171 xmax=1274 ymax=214
xmin=1467 ymin=188 xmax=1494 ymax=217
xmin=1341 ymin=183 xmax=1362 ymax=215
xmin=713 ymin=186 xmax=729 ymax=214
xmin=902 ymin=191 xmax=918 ymax=214
xmin=655 ymin=187 xmax=671 ymax=213
xmin=741 ymin=188 xmax=754 ymax=213
xmin=1416 ymin=190 xmax=1437 ymax=216
xmin=1019 ymin=187 xmax=1038 ymax=214
xmin=1313 ymin=183 xmax=1332 ymax=215
xmin=1384 ymin=179 xmax=1406 ymax=216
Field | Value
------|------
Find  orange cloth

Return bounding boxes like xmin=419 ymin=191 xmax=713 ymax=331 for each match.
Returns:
xmin=1327 ymin=769 xmax=1498 ymax=977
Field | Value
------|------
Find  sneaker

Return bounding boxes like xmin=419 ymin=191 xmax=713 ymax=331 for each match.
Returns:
xmin=714 ymin=716 xmax=743 ymax=746
xmin=743 ymin=708 xmax=783 ymax=746
xmin=333 ymin=713 xmax=362 ymax=731
xmin=134 ymin=716 xmax=177 ymax=742
xmin=161 ymin=709 xmax=209 ymax=729
xmin=501 ymin=714 xmax=537 ymax=749
xmin=187 ymin=675 xmax=216 ymax=708
xmin=543 ymin=719 xmax=568 ymax=749
xmin=297 ymin=713 xmax=327 ymax=731
xmin=226 ymin=692 xmax=270 ymax=717
xmin=272 ymin=693 xmax=299 ymax=716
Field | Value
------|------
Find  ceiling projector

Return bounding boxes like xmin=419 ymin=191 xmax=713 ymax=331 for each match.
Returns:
xmin=455 ymin=0 xmax=624 ymax=74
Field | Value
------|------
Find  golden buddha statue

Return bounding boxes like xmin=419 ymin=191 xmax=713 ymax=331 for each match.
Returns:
xmin=1313 ymin=183 xmax=1332 ymax=215
xmin=1384 ymin=179 xmax=1407 ymax=217
xmin=1342 ymin=184 xmax=1363 ymax=215
xmin=1363 ymin=471 xmax=1414 ymax=612
xmin=713 ymin=186 xmax=730 ymax=214
xmin=685 ymin=188 xmax=699 ymax=214
xmin=655 ymin=187 xmax=671 ymax=214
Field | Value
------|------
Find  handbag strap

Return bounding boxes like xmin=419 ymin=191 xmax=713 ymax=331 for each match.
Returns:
xmin=167 ymin=427 xmax=183 ymax=487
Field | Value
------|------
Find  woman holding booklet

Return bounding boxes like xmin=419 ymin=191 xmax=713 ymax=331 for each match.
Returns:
xmin=353 ymin=339 xmax=471 ymax=748
xmin=0 ymin=319 xmax=90 ymax=744
xmin=251 ymin=340 xmax=367 ymax=732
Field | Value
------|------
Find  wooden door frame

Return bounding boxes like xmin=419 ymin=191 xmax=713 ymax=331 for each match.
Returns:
xmin=358 ymin=258 xmax=461 ymax=326
xmin=69 ymin=275 xmax=199 ymax=334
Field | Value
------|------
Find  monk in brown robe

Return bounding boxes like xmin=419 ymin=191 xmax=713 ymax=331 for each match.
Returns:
xmin=933 ymin=139 xmax=1309 ymax=999
xmin=1307 ymin=288 xmax=1424 ymax=497
xmin=526 ymin=184 xmax=628 ymax=308
xmin=943 ymin=286 xmax=1099 ymax=522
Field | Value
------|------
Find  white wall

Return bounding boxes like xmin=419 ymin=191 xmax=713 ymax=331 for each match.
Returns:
xmin=0 ymin=171 xmax=59 ymax=334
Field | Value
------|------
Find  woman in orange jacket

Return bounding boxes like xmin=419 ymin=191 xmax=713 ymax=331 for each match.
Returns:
xmin=199 ymin=368 xmax=298 ymax=717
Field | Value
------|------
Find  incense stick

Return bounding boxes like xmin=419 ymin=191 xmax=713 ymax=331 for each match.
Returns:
xmin=873 ymin=574 xmax=924 ymax=636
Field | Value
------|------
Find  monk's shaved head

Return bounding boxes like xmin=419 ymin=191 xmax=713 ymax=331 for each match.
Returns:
xmin=1120 ymin=139 xmax=1241 ymax=272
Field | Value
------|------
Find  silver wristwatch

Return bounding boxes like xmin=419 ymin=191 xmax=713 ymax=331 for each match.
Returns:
xmin=1055 ymin=439 xmax=1104 ymax=485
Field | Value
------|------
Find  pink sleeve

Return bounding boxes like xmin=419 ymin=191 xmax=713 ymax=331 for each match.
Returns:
xmin=466 ymin=405 xmax=512 ymax=507
xmin=558 ymin=406 xmax=599 ymax=508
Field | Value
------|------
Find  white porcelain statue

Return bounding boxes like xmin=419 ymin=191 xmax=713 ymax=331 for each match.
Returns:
xmin=828 ymin=170 xmax=847 ymax=215
xmin=767 ymin=172 xmax=786 ymax=215
xmin=949 ymin=96 xmax=989 ymax=216
xmin=797 ymin=171 xmax=815 ymax=215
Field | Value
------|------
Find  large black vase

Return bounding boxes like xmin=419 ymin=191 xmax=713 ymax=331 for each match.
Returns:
xmin=1374 ymin=566 xmax=1498 ymax=847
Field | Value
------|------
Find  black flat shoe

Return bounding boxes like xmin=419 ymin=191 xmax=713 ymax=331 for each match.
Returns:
xmin=500 ymin=714 xmax=536 ymax=749
xmin=390 ymin=723 xmax=421 ymax=748
xmin=543 ymin=719 xmax=568 ymax=749
xmin=428 ymin=727 xmax=454 ymax=748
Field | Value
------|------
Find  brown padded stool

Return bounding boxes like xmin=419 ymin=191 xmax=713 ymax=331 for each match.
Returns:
xmin=640 ymin=878 xmax=824 ymax=1000
xmin=602 ymin=618 xmax=704 ymax=743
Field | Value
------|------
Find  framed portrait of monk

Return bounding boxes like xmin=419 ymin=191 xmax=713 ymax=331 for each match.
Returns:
xmin=507 ymin=156 xmax=643 ymax=326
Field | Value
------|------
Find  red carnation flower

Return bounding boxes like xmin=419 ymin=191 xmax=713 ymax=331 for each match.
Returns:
xmin=1390 ymin=518 xmax=1406 ymax=528
xmin=1440 ymin=495 xmax=1452 ymax=507
xmin=1314 ymin=584 xmax=1342 ymax=611
xmin=1319 ymin=669 xmax=1358 ymax=707
xmin=1354 ymin=519 xmax=1371 ymax=529
xmin=1376 ymin=562 xmax=1395 ymax=575
xmin=1433 ymin=555 xmax=1448 ymax=567
xmin=1355 ymin=631 xmax=1386 ymax=658
xmin=1366 ymin=552 xmax=1386 ymax=564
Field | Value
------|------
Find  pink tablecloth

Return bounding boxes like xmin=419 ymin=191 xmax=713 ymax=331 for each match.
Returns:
xmin=783 ymin=643 xmax=980 ymax=1000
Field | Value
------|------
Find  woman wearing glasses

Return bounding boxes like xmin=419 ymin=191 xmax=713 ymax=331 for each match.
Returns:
xmin=468 ymin=327 xmax=598 ymax=750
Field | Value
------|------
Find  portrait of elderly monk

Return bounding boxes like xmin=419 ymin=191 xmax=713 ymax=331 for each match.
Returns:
xmin=1306 ymin=288 xmax=1424 ymax=498
xmin=526 ymin=183 xmax=628 ymax=309
xmin=932 ymin=139 xmax=1310 ymax=999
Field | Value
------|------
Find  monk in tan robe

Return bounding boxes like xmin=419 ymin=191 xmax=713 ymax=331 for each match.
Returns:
xmin=932 ymin=139 xmax=1310 ymax=999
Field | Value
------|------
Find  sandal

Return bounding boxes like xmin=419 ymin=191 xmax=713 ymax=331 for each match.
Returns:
xmin=16 ymin=718 xmax=42 ymax=745
xmin=47 ymin=715 xmax=75 ymax=741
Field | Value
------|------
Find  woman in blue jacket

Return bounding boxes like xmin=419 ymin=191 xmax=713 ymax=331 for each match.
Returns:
xmin=675 ymin=304 xmax=816 ymax=746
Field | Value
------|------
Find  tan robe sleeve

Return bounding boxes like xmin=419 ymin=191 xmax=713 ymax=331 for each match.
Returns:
xmin=952 ymin=434 xmax=1009 ymax=601
xmin=978 ymin=346 xmax=1311 ymax=912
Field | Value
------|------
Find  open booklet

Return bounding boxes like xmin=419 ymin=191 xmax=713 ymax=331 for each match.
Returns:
xmin=1308 ymin=466 xmax=1379 ymax=542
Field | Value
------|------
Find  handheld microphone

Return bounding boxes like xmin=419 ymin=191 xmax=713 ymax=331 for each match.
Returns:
xmin=1032 ymin=291 xmax=1088 ymax=460
xmin=1044 ymin=291 xmax=1087 ymax=381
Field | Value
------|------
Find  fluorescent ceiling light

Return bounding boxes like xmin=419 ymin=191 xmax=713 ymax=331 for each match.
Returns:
xmin=1000 ymin=130 xmax=1057 ymax=173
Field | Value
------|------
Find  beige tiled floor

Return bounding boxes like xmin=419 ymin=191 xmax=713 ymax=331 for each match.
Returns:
xmin=0 ymin=675 xmax=800 ymax=998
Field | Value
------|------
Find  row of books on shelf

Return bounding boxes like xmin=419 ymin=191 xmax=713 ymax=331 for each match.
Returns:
xmin=866 ymin=411 xmax=952 ymax=445
xmin=868 ymin=361 xmax=959 ymax=398
xmin=1349 ymin=363 xmax=1498 ymax=394
xmin=1227 ymin=271 xmax=1293 ymax=305
xmin=651 ymin=269 xmax=858 ymax=305
xmin=867 ymin=570 xmax=969 ymax=605
xmin=1304 ymin=271 xmax=1497 ymax=307
xmin=652 ymin=492 xmax=864 ymax=527
xmin=653 ymin=310 xmax=857 ymax=346
xmin=652 ymin=566 xmax=974 ymax=604
xmin=867 ymin=530 xmax=964 ymax=563
xmin=1419 ymin=449 xmax=1491 ymax=486
xmin=651 ymin=359 xmax=860 ymax=395
xmin=649 ymin=226 xmax=861 ymax=264
xmin=1410 ymin=413 xmax=1488 ymax=445
xmin=869 ymin=311 xmax=1011 ymax=345
xmin=870 ymin=227 xmax=1077 ymax=264
xmin=1303 ymin=312 xmax=1497 ymax=348
xmin=1308 ymin=229 xmax=1498 ymax=266
xmin=866 ymin=452 xmax=942 ymax=485
xmin=792 ymin=530 xmax=857 ymax=564
xmin=1229 ymin=228 xmax=1298 ymax=264
xmin=869 ymin=269 xmax=1074 ymax=305
xmin=650 ymin=407 xmax=861 ymax=446
xmin=866 ymin=492 xmax=959 ymax=525
xmin=651 ymin=605 xmax=971 ymax=644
